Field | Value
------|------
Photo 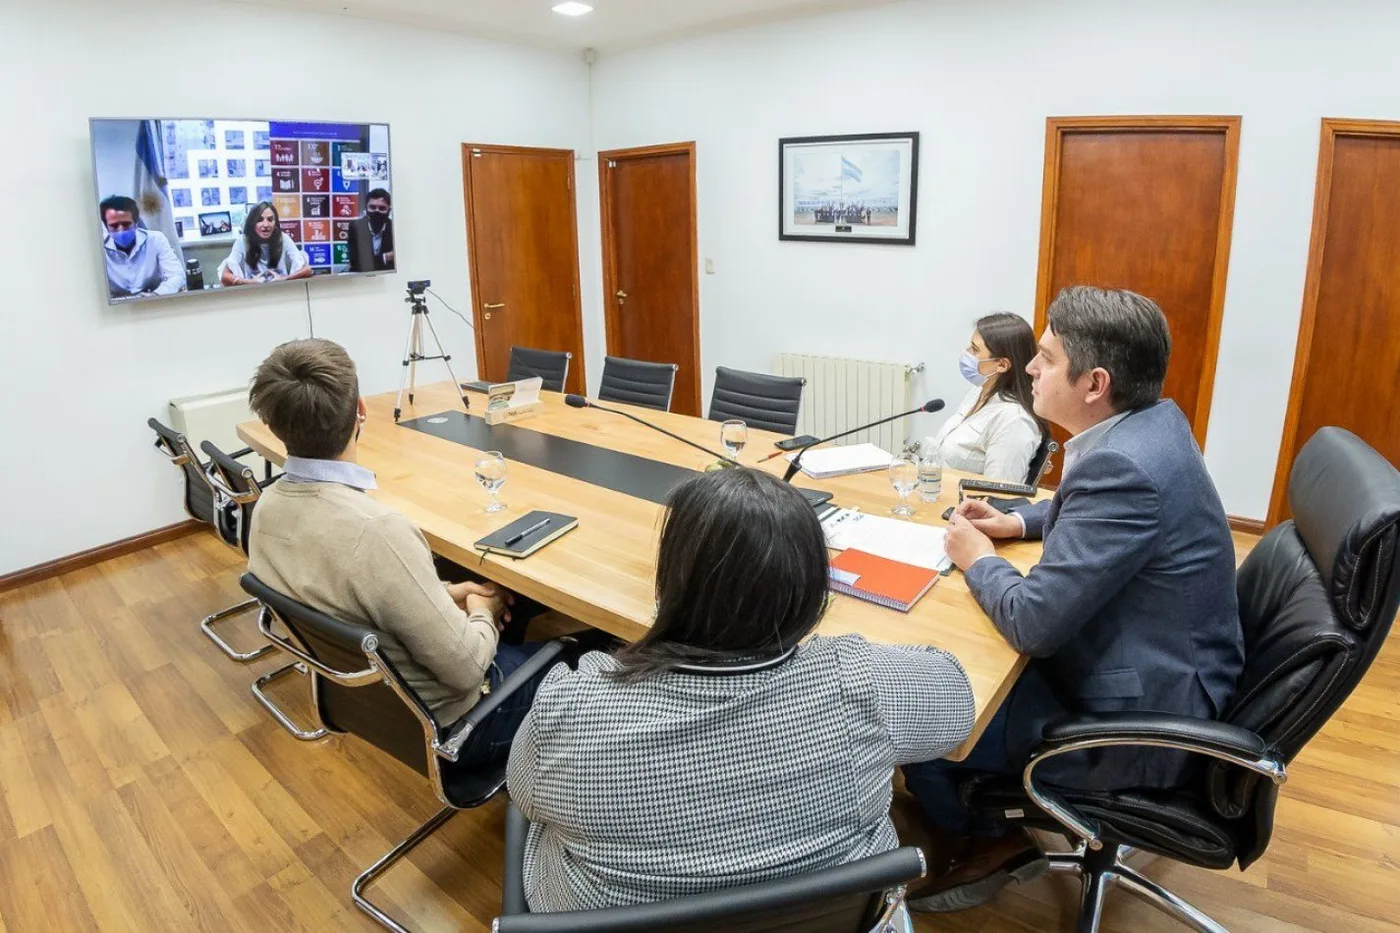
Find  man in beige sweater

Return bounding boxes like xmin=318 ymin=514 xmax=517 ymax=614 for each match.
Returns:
xmin=246 ymin=337 xmax=554 ymax=765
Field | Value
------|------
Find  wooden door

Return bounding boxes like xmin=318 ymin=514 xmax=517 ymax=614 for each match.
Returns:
xmin=462 ymin=144 xmax=585 ymax=393
xmin=1035 ymin=116 xmax=1241 ymax=485
xmin=1269 ymin=119 xmax=1400 ymax=525
xmin=599 ymin=142 xmax=701 ymax=415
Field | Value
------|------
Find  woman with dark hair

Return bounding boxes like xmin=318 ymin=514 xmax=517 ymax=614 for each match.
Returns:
xmin=506 ymin=467 xmax=974 ymax=912
xmin=218 ymin=201 xmax=312 ymax=286
xmin=923 ymin=312 xmax=1046 ymax=483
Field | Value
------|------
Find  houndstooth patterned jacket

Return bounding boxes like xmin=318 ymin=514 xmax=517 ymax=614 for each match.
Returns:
xmin=505 ymin=633 xmax=975 ymax=912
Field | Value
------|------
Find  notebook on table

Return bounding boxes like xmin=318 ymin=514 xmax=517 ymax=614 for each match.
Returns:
xmin=474 ymin=510 xmax=578 ymax=558
xmin=828 ymin=548 xmax=940 ymax=612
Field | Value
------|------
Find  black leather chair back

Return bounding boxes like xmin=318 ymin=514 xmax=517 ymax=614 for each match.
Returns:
xmin=509 ymin=347 xmax=572 ymax=393
xmin=1025 ymin=434 xmax=1055 ymax=486
xmin=148 ymin=417 xmax=217 ymax=526
xmin=598 ymin=356 xmax=679 ymax=412
xmin=707 ymin=366 xmax=805 ymax=436
xmin=498 ymin=801 xmax=924 ymax=933
xmin=1211 ymin=427 xmax=1400 ymax=866
xmin=239 ymin=573 xmax=436 ymax=776
xmin=201 ymin=440 xmax=260 ymax=554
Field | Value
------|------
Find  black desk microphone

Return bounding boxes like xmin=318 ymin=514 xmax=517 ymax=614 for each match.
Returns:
xmin=564 ymin=394 xmax=737 ymax=466
xmin=766 ymin=399 xmax=946 ymax=482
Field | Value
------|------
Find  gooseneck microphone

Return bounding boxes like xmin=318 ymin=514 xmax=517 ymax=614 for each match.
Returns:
xmin=565 ymin=394 xmax=737 ymax=465
xmin=772 ymin=398 xmax=946 ymax=482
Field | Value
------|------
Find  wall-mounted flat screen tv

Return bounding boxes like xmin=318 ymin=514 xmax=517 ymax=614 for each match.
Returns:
xmin=90 ymin=118 xmax=395 ymax=305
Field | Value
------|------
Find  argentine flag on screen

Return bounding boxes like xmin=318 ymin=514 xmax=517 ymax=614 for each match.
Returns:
xmin=134 ymin=120 xmax=185 ymax=264
xmin=840 ymin=156 xmax=863 ymax=183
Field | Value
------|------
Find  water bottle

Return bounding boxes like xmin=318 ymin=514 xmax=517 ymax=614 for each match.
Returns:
xmin=918 ymin=449 xmax=943 ymax=502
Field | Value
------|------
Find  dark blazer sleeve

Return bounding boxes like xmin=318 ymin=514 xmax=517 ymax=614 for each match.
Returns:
xmin=1016 ymin=499 xmax=1053 ymax=539
xmin=964 ymin=448 xmax=1162 ymax=657
xmin=346 ymin=220 xmax=364 ymax=272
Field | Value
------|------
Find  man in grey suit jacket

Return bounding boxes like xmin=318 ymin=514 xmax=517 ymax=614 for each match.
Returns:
xmin=903 ymin=287 xmax=1244 ymax=913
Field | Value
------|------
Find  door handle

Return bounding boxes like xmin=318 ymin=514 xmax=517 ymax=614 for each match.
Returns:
xmin=616 ymin=290 xmax=627 ymax=304
xmin=484 ymin=302 xmax=505 ymax=309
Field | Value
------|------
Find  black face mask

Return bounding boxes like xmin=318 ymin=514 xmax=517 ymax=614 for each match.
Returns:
xmin=367 ymin=212 xmax=389 ymax=232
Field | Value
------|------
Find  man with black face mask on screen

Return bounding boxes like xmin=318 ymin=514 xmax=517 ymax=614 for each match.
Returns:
xmin=346 ymin=187 xmax=395 ymax=272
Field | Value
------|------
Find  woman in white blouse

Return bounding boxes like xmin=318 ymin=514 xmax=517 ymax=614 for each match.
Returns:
xmin=218 ymin=201 xmax=312 ymax=286
xmin=923 ymin=312 xmax=1046 ymax=484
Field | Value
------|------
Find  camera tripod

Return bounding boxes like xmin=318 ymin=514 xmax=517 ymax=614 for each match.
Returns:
xmin=393 ymin=283 xmax=470 ymax=423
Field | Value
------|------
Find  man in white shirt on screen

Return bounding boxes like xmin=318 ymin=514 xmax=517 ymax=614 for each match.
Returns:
xmin=100 ymin=195 xmax=184 ymax=299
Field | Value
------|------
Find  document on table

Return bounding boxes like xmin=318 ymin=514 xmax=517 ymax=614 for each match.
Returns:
xmin=820 ymin=508 xmax=952 ymax=573
xmin=787 ymin=443 xmax=894 ymax=478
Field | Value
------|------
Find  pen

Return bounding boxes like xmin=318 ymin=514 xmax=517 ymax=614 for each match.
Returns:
xmin=503 ymin=518 xmax=550 ymax=547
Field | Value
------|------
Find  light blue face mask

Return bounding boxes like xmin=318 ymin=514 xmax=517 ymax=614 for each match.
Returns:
xmin=959 ymin=351 xmax=990 ymax=386
xmin=111 ymin=227 xmax=137 ymax=249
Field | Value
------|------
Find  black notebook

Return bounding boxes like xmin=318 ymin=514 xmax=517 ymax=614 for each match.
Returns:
xmin=474 ymin=510 xmax=578 ymax=558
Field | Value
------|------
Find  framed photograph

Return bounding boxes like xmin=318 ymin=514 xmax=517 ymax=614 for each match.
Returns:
xmin=778 ymin=132 xmax=919 ymax=245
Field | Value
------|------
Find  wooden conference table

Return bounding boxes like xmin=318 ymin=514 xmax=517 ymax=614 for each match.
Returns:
xmin=239 ymin=382 xmax=1041 ymax=759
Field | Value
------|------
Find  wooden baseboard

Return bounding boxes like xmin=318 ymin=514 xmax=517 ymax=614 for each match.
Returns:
xmin=1228 ymin=515 xmax=1267 ymax=536
xmin=0 ymin=520 xmax=204 ymax=593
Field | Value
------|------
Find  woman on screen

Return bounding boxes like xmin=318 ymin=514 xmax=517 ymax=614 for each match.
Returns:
xmin=218 ymin=201 xmax=312 ymax=286
xmin=505 ymin=467 xmax=975 ymax=912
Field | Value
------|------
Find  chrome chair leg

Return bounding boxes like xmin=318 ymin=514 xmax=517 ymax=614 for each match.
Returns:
xmin=1075 ymin=866 xmax=1110 ymax=933
xmin=1115 ymin=863 xmax=1228 ymax=933
xmin=202 ymin=599 xmax=277 ymax=662
xmin=251 ymin=662 xmax=328 ymax=741
xmin=352 ymin=806 xmax=459 ymax=932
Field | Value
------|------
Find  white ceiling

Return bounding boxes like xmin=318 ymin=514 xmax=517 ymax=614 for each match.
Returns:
xmin=236 ymin=0 xmax=896 ymax=54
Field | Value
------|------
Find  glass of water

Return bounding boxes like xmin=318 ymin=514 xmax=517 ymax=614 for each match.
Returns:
xmin=474 ymin=450 xmax=507 ymax=513
xmin=720 ymin=419 xmax=748 ymax=459
xmin=918 ymin=451 xmax=944 ymax=503
xmin=888 ymin=453 xmax=918 ymax=517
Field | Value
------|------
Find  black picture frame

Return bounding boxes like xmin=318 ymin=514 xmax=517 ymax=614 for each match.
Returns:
xmin=778 ymin=131 xmax=920 ymax=245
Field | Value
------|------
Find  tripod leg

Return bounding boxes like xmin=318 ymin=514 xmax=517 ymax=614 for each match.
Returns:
xmin=421 ymin=308 xmax=471 ymax=413
xmin=393 ymin=310 xmax=417 ymax=423
xmin=408 ymin=317 xmax=421 ymax=406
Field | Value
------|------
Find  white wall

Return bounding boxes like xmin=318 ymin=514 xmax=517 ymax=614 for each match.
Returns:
xmin=0 ymin=0 xmax=594 ymax=575
xmin=590 ymin=0 xmax=1400 ymax=520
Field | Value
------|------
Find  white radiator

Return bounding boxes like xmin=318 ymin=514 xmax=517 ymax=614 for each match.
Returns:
xmin=772 ymin=353 xmax=919 ymax=452
xmin=169 ymin=388 xmax=266 ymax=474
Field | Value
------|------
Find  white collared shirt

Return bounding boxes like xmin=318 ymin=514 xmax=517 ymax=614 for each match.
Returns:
xmin=1061 ymin=410 xmax=1132 ymax=479
xmin=922 ymin=385 xmax=1042 ymax=484
xmin=103 ymin=229 xmax=184 ymax=298
xmin=282 ymin=456 xmax=378 ymax=490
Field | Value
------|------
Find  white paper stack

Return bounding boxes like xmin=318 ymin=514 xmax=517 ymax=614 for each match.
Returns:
xmin=787 ymin=443 xmax=894 ymax=479
xmin=820 ymin=508 xmax=952 ymax=573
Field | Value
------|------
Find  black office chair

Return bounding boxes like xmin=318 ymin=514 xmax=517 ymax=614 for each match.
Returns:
xmin=508 ymin=346 xmax=572 ymax=392
xmin=240 ymin=572 xmax=572 ymax=933
xmin=147 ymin=418 xmax=274 ymax=663
xmin=1025 ymin=436 xmax=1059 ymax=486
xmin=496 ymin=802 xmax=925 ymax=932
xmin=707 ymin=366 xmax=805 ymax=436
xmin=959 ymin=426 xmax=1400 ymax=933
xmin=597 ymin=356 xmax=680 ymax=412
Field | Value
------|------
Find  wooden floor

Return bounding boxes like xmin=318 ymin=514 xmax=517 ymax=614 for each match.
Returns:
xmin=0 ymin=531 xmax=1397 ymax=932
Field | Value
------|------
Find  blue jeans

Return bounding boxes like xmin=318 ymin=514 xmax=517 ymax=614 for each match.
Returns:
xmin=902 ymin=699 xmax=1016 ymax=837
xmin=452 ymin=641 xmax=553 ymax=770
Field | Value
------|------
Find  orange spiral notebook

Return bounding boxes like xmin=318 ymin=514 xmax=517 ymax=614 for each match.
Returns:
xmin=828 ymin=548 xmax=940 ymax=613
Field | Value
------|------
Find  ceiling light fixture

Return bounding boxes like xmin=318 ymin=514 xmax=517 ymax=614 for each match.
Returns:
xmin=552 ymin=1 xmax=593 ymax=16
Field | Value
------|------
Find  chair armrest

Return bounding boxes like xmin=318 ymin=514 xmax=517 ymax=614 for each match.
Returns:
xmin=1023 ymin=711 xmax=1286 ymax=851
xmin=252 ymin=604 xmax=383 ymax=687
xmin=436 ymin=638 xmax=572 ymax=763
xmin=1040 ymin=713 xmax=1274 ymax=762
xmin=493 ymin=846 xmax=924 ymax=932
xmin=501 ymin=803 xmax=531 ymax=916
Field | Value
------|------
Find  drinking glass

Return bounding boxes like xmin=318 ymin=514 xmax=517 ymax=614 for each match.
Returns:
xmin=720 ymin=419 xmax=748 ymax=459
xmin=888 ymin=453 xmax=918 ymax=517
xmin=474 ymin=451 xmax=507 ymax=513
